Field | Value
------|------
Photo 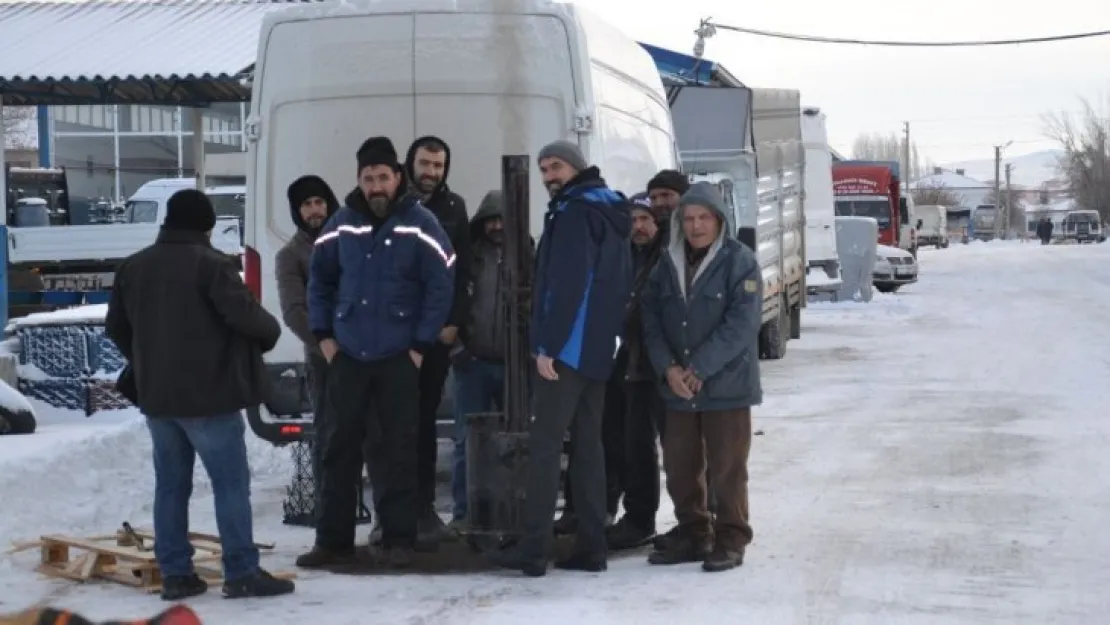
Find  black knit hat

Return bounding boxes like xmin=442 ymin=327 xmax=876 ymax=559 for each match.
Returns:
xmin=357 ymin=136 xmax=400 ymax=173
xmin=163 ymin=189 xmax=216 ymax=232
xmin=647 ymin=169 xmax=690 ymax=195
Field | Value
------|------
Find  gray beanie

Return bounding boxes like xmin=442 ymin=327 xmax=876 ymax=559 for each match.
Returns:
xmin=537 ymin=140 xmax=587 ymax=172
xmin=679 ymin=182 xmax=726 ymax=216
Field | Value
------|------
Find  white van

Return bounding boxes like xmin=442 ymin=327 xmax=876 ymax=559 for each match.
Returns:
xmin=799 ymin=107 xmax=842 ymax=297
xmin=915 ymin=204 xmax=948 ymax=248
xmin=127 ymin=178 xmax=245 ymax=227
xmin=243 ymin=0 xmax=678 ymax=428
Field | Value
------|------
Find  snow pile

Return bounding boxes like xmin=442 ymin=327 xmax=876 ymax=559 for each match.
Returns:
xmin=0 ymin=377 xmax=34 ymax=414
xmin=4 ymin=304 xmax=108 ymax=334
xmin=0 ymin=412 xmax=293 ymax=545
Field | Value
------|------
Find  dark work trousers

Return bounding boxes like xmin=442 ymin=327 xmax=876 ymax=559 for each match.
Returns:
xmin=563 ymin=375 xmax=625 ymax=518
xmin=417 ymin=341 xmax=453 ymax=509
xmin=309 ymin=353 xmax=372 ymax=521
xmin=519 ymin=362 xmax=607 ymax=559
xmin=620 ymin=381 xmax=665 ymax=531
xmin=307 ymin=353 xmax=329 ymax=517
xmin=316 ymin=351 xmax=420 ymax=550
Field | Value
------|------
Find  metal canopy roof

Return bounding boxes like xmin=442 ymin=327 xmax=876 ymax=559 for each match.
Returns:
xmin=638 ymin=42 xmax=745 ymax=88
xmin=0 ymin=0 xmax=306 ymax=106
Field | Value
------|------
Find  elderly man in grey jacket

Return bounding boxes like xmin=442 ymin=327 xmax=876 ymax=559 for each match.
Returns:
xmin=640 ymin=182 xmax=763 ymax=573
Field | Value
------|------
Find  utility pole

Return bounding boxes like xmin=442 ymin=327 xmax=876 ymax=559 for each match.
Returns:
xmin=992 ymin=145 xmax=1002 ymax=239
xmin=1004 ymin=163 xmax=1014 ymax=236
xmin=994 ymin=140 xmax=1012 ymax=239
xmin=902 ymin=121 xmax=911 ymax=180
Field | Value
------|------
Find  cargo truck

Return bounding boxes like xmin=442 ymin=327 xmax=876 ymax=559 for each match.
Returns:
xmin=832 ymin=160 xmax=905 ymax=248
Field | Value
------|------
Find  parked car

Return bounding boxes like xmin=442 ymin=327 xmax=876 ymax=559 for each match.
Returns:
xmin=873 ymin=243 xmax=917 ymax=293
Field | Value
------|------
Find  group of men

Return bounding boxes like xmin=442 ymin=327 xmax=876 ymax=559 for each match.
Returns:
xmin=277 ymin=135 xmax=763 ymax=576
xmin=104 ymin=130 xmax=763 ymax=602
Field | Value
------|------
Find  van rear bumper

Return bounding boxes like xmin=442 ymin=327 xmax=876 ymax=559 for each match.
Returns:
xmin=245 ymin=361 xmax=315 ymax=446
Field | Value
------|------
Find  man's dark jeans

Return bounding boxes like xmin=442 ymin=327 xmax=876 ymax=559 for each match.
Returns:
xmin=146 ymin=412 xmax=259 ymax=581
xmin=450 ymin=355 xmax=505 ymax=521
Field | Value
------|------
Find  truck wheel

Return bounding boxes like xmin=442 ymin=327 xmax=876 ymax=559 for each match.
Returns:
xmin=759 ymin=296 xmax=789 ymax=360
xmin=0 ymin=405 xmax=36 ymax=435
xmin=789 ymin=304 xmax=801 ymax=340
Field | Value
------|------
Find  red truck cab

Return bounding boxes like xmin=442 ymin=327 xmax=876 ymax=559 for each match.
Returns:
xmin=832 ymin=161 xmax=902 ymax=246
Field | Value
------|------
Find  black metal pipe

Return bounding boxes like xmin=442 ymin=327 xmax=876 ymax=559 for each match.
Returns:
xmin=500 ymin=155 xmax=531 ymax=433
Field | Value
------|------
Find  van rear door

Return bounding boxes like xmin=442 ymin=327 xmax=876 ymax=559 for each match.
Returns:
xmin=257 ymin=13 xmax=417 ymax=244
xmin=413 ymin=12 xmax=577 ymax=224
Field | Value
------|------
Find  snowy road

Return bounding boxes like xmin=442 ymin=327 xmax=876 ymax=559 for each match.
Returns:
xmin=3 ymin=241 xmax=1109 ymax=624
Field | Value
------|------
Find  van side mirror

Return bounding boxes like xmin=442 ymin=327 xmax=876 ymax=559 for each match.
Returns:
xmin=916 ymin=219 xmax=923 ymax=229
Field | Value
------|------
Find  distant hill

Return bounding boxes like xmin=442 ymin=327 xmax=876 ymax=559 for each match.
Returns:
xmin=939 ymin=149 xmax=1065 ymax=189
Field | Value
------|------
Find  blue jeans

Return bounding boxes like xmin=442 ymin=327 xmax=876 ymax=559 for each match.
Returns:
xmin=146 ymin=412 xmax=259 ymax=581
xmin=451 ymin=356 xmax=505 ymax=520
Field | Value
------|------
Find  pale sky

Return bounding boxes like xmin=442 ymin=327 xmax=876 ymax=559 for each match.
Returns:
xmin=582 ymin=0 xmax=1110 ymax=165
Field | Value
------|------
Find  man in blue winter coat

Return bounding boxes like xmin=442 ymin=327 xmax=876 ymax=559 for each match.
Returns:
xmin=294 ymin=136 xmax=455 ymax=570
xmin=489 ymin=140 xmax=632 ymax=577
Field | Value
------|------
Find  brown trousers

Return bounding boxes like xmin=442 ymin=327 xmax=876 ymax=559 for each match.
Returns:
xmin=662 ymin=407 xmax=754 ymax=549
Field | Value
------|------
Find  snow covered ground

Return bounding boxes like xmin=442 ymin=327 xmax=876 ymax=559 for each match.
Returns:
xmin=3 ymin=240 xmax=1110 ymax=624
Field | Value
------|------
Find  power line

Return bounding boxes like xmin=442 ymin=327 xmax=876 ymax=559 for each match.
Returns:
xmin=705 ymin=20 xmax=1110 ymax=47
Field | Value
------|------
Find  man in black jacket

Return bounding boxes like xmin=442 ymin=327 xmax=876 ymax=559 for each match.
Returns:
xmin=105 ymin=189 xmax=294 ymax=601
xmin=607 ymin=192 xmax=667 ymax=551
xmin=404 ymin=135 xmax=472 ymax=544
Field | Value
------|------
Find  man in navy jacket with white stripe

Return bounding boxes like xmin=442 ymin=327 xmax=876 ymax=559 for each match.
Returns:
xmin=295 ymin=136 xmax=455 ymax=569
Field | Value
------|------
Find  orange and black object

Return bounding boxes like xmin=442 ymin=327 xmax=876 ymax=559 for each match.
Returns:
xmin=2 ymin=604 xmax=200 ymax=625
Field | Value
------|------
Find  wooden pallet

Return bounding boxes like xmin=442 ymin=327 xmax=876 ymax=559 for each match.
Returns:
xmin=35 ymin=529 xmax=293 ymax=594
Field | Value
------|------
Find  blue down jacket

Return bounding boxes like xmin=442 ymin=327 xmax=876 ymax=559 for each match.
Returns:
xmin=531 ymin=166 xmax=632 ymax=382
xmin=308 ymin=191 xmax=455 ymax=362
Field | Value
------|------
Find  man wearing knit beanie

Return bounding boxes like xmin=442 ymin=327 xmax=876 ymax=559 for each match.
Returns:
xmin=162 ymin=188 xmax=217 ymax=233
xmin=487 ymin=140 xmax=632 ymax=577
xmin=105 ymin=188 xmax=291 ymax=599
xmin=536 ymin=139 xmax=588 ymax=197
xmin=646 ymin=169 xmax=690 ymax=221
xmin=299 ymin=134 xmax=455 ymax=570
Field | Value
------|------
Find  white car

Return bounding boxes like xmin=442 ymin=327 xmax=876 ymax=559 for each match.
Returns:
xmin=873 ymin=244 xmax=917 ymax=293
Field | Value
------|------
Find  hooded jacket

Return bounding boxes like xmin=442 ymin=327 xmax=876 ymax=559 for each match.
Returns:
xmin=308 ymin=184 xmax=455 ymax=362
xmin=532 ymin=166 xmax=632 ymax=382
xmin=623 ymin=192 xmax=665 ymax=382
xmin=459 ymin=191 xmax=536 ymax=361
xmin=274 ymin=175 xmax=339 ymax=359
xmin=405 ymin=136 xmax=472 ymax=332
xmin=641 ymin=182 xmax=763 ymax=411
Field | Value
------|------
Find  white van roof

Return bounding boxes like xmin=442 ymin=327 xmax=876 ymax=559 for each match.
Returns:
xmin=260 ymin=0 xmax=664 ymax=97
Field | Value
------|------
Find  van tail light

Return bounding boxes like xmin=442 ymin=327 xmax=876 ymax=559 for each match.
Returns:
xmin=244 ymin=245 xmax=261 ymax=300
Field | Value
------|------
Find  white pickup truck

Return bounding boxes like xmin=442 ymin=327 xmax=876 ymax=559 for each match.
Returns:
xmin=7 ymin=178 xmax=242 ymax=272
